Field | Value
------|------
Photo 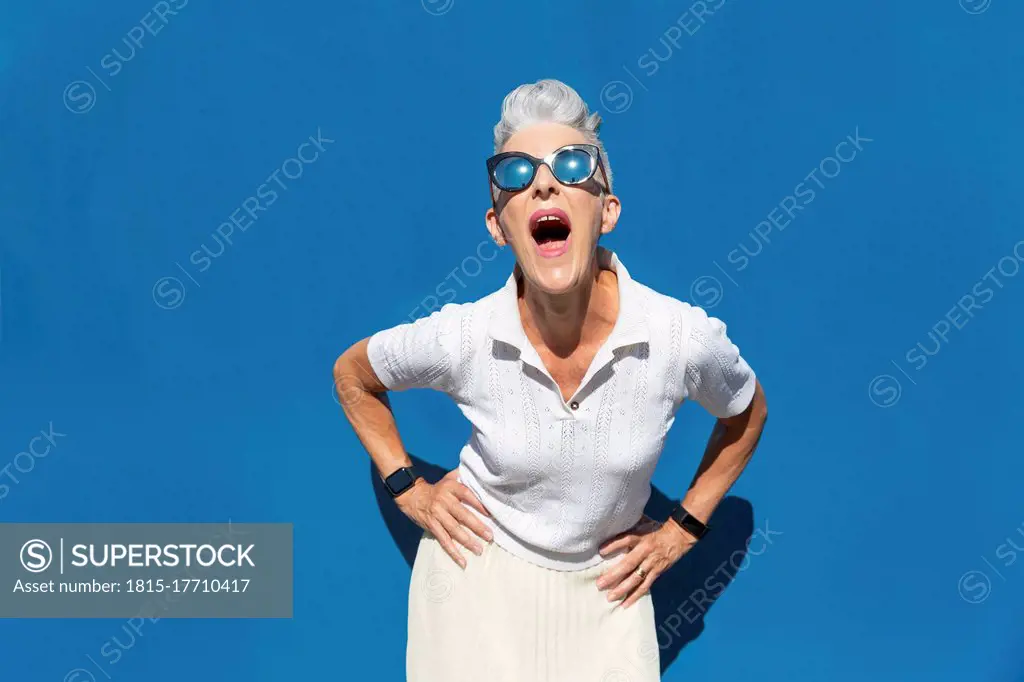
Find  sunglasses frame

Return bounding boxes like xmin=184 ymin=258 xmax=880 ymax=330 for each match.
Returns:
xmin=486 ymin=143 xmax=610 ymax=194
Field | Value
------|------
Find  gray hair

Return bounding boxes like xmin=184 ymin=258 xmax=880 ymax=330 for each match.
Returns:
xmin=492 ymin=79 xmax=613 ymax=193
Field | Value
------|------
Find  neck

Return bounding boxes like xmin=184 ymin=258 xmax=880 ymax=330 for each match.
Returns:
xmin=518 ymin=254 xmax=617 ymax=359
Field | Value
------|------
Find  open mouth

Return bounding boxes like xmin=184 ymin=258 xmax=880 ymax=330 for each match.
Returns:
xmin=529 ymin=209 xmax=572 ymax=257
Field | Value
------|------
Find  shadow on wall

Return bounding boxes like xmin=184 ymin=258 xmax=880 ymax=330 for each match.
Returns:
xmin=371 ymin=454 xmax=755 ymax=675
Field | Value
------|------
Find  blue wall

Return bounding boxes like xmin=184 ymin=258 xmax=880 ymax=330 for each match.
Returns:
xmin=2 ymin=0 xmax=1022 ymax=680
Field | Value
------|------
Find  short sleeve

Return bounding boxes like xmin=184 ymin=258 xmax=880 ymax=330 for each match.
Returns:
xmin=683 ymin=306 xmax=757 ymax=418
xmin=366 ymin=304 xmax=463 ymax=393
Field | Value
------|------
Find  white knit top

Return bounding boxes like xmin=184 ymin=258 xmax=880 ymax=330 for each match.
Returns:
xmin=367 ymin=248 xmax=757 ymax=570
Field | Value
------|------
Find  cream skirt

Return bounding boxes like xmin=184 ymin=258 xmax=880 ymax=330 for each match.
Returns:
xmin=407 ymin=531 xmax=660 ymax=682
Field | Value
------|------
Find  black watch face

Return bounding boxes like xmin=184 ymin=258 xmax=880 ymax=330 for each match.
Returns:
xmin=386 ymin=468 xmax=415 ymax=494
xmin=673 ymin=508 xmax=706 ymax=538
xmin=683 ymin=519 xmax=705 ymax=538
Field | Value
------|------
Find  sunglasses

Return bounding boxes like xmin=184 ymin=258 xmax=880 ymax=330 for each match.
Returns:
xmin=486 ymin=143 xmax=609 ymax=193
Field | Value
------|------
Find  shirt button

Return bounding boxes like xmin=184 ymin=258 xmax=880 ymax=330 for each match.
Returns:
xmin=570 ymin=400 xmax=580 ymax=411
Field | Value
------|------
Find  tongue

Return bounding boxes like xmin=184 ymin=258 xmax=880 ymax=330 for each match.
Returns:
xmin=537 ymin=239 xmax=566 ymax=253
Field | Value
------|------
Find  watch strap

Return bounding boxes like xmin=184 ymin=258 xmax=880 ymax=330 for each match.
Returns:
xmin=669 ymin=505 xmax=709 ymax=540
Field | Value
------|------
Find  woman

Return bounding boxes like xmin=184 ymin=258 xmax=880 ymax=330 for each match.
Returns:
xmin=334 ymin=79 xmax=768 ymax=682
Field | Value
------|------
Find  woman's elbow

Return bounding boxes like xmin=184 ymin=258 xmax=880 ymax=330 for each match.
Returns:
xmin=334 ymin=338 xmax=386 ymax=400
xmin=334 ymin=338 xmax=368 ymax=378
xmin=333 ymin=347 xmax=355 ymax=380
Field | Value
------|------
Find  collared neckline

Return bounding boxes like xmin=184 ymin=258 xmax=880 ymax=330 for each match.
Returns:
xmin=487 ymin=247 xmax=649 ymax=379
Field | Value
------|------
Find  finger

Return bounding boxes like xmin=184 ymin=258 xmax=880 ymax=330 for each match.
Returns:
xmin=596 ymin=547 xmax=644 ymax=590
xmin=428 ymin=520 xmax=466 ymax=569
xmin=607 ymin=564 xmax=647 ymax=602
xmin=447 ymin=502 xmax=494 ymax=543
xmin=599 ymin=533 xmax=641 ymax=556
xmin=621 ymin=573 xmax=657 ymax=609
xmin=437 ymin=509 xmax=484 ymax=556
xmin=453 ymin=484 xmax=492 ymax=518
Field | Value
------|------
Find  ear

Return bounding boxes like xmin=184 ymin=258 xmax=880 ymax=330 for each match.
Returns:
xmin=485 ymin=206 xmax=507 ymax=246
xmin=599 ymin=193 xmax=621 ymax=236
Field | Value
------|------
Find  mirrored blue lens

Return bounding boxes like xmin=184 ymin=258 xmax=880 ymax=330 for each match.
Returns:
xmin=493 ymin=157 xmax=535 ymax=190
xmin=551 ymin=148 xmax=595 ymax=185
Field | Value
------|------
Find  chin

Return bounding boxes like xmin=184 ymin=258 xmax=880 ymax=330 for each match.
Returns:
xmin=523 ymin=257 xmax=586 ymax=294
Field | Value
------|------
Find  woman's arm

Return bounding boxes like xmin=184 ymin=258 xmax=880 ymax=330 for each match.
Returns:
xmin=334 ymin=338 xmax=413 ymax=479
xmin=598 ymin=380 xmax=768 ymax=608
xmin=674 ymin=379 xmax=768 ymax=527
xmin=334 ymin=338 xmax=493 ymax=569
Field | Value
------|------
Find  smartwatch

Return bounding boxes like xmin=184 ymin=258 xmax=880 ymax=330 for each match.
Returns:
xmin=381 ymin=465 xmax=421 ymax=498
xmin=669 ymin=505 xmax=709 ymax=540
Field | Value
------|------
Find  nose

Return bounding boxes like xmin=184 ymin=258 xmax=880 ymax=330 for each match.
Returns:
xmin=530 ymin=163 xmax=560 ymax=199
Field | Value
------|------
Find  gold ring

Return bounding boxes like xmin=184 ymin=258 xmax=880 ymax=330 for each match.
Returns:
xmin=635 ymin=567 xmax=648 ymax=580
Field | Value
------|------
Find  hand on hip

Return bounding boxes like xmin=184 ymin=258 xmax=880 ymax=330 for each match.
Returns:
xmin=397 ymin=470 xmax=493 ymax=569
xmin=595 ymin=515 xmax=697 ymax=608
